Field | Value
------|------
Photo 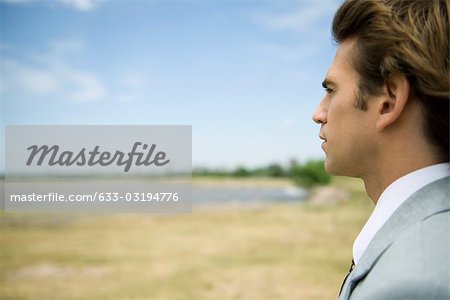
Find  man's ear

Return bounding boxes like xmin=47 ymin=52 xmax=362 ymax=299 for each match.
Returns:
xmin=376 ymin=74 xmax=410 ymax=132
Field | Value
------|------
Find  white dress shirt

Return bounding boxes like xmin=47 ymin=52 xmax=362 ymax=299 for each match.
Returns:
xmin=353 ymin=162 xmax=450 ymax=265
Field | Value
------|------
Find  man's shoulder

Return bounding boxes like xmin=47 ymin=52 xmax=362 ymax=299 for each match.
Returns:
xmin=389 ymin=209 xmax=449 ymax=267
xmin=376 ymin=208 xmax=449 ymax=277
xmin=351 ymin=209 xmax=450 ymax=299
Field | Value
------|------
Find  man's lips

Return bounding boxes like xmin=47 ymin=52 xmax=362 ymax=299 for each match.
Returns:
xmin=319 ymin=135 xmax=327 ymax=149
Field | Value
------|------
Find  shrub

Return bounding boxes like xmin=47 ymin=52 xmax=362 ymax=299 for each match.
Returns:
xmin=290 ymin=160 xmax=331 ymax=188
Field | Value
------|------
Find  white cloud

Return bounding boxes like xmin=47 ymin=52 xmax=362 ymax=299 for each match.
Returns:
xmin=0 ymin=0 xmax=101 ymax=11
xmin=56 ymin=0 xmax=97 ymax=11
xmin=1 ymin=40 xmax=107 ymax=102
xmin=47 ymin=39 xmax=85 ymax=56
xmin=0 ymin=0 xmax=33 ymax=4
xmin=61 ymin=69 xmax=107 ymax=101
xmin=250 ymin=0 xmax=339 ymax=63
xmin=0 ymin=0 xmax=32 ymax=3
xmin=2 ymin=59 xmax=60 ymax=94
xmin=254 ymin=0 xmax=338 ymax=34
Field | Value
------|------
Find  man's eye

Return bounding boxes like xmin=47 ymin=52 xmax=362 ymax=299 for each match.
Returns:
xmin=324 ymin=87 xmax=334 ymax=94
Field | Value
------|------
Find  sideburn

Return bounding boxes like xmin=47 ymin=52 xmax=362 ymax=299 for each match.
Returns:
xmin=354 ymin=89 xmax=368 ymax=111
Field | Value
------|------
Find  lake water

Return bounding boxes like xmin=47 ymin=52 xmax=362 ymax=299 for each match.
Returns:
xmin=192 ymin=185 xmax=307 ymax=204
xmin=0 ymin=178 xmax=308 ymax=210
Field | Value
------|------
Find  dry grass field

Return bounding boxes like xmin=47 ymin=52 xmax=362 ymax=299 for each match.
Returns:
xmin=0 ymin=177 xmax=373 ymax=300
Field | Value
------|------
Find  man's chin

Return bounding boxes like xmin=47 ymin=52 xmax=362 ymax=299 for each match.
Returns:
xmin=324 ymin=159 xmax=343 ymax=176
xmin=324 ymin=159 xmax=333 ymax=174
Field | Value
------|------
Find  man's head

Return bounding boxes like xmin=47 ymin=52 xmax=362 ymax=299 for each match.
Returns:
xmin=313 ymin=0 xmax=449 ymax=177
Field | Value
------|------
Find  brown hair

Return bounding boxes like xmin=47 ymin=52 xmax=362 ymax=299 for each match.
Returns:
xmin=332 ymin=0 xmax=449 ymax=161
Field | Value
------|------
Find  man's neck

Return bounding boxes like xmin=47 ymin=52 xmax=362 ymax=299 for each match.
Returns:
xmin=362 ymin=158 xmax=444 ymax=204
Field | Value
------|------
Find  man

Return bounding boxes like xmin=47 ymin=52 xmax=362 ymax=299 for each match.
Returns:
xmin=312 ymin=0 xmax=449 ymax=299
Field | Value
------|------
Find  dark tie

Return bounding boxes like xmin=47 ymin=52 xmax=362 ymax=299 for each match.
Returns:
xmin=339 ymin=259 xmax=355 ymax=297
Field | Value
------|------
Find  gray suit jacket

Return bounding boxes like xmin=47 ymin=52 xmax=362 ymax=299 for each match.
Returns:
xmin=339 ymin=176 xmax=450 ymax=300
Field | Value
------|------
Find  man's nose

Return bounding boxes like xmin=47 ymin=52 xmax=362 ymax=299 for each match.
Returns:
xmin=312 ymin=100 xmax=328 ymax=124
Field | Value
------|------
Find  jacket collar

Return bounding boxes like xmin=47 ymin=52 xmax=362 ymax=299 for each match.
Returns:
xmin=340 ymin=176 xmax=449 ymax=299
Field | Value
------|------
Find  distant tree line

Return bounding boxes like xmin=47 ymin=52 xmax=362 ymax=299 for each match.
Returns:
xmin=193 ymin=159 xmax=331 ymax=188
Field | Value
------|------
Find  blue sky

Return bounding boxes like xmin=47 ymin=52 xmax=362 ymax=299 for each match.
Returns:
xmin=0 ymin=0 xmax=341 ymax=171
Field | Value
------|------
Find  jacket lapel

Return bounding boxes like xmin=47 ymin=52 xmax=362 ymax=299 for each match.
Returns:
xmin=339 ymin=176 xmax=449 ymax=299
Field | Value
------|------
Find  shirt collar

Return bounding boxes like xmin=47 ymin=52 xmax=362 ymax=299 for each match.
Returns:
xmin=353 ymin=162 xmax=450 ymax=265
